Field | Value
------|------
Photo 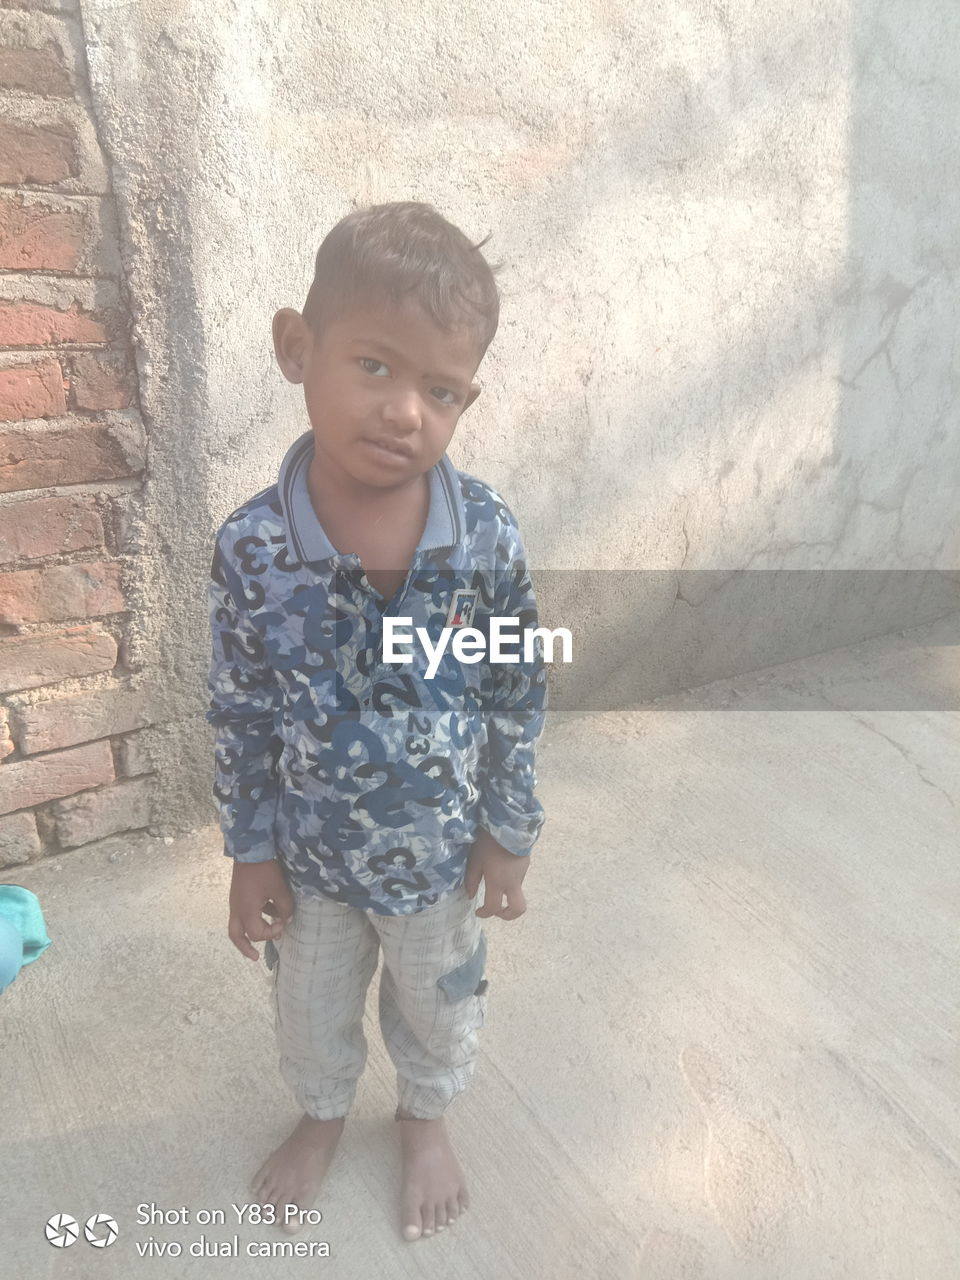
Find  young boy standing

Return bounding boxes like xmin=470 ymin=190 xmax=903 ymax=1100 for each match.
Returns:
xmin=206 ymin=202 xmax=547 ymax=1243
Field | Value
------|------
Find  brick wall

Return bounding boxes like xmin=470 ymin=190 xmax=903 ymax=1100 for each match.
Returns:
xmin=0 ymin=0 xmax=155 ymax=869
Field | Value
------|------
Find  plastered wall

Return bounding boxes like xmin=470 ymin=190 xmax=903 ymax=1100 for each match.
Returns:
xmin=29 ymin=0 xmax=958 ymax=837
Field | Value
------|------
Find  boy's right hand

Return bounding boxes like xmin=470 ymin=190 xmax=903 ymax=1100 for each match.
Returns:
xmin=228 ymin=859 xmax=295 ymax=961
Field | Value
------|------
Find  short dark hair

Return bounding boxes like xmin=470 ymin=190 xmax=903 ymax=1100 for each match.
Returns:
xmin=302 ymin=201 xmax=504 ymax=360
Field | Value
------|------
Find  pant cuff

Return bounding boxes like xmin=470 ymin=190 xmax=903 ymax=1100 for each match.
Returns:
xmin=297 ymin=1087 xmax=357 ymax=1121
xmin=396 ymin=1078 xmax=466 ymax=1120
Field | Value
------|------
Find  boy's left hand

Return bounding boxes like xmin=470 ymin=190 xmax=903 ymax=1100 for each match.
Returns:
xmin=464 ymin=828 xmax=529 ymax=920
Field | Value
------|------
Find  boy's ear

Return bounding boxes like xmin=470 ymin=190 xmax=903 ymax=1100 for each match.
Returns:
xmin=272 ymin=308 xmax=312 ymax=384
xmin=461 ymin=382 xmax=482 ymax=413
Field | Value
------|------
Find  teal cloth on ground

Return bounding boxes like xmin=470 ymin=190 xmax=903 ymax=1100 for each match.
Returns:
xmin=0 ymin=917 xmax=23 ymax=991
xmin=0 ymin=885 xmax=51 ymax=964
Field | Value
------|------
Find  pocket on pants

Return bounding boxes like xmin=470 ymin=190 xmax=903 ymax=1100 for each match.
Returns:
xmin=436 ymin=932 xmax=487 ymax=1003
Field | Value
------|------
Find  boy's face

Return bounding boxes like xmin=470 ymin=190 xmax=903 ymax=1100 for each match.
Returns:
xmin=272 ymin=294 xmax=484 ymax=493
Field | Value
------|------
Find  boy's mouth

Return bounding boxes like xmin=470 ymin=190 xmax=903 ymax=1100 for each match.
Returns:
xmin=363 ymin=437 xmax=414 ymax=461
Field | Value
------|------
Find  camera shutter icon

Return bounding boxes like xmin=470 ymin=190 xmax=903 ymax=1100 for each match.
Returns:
xmin=45 ymin=1214 xmax=79 ymax=1247
xmin=84 ymin=1213 xmax=119 ymax=1247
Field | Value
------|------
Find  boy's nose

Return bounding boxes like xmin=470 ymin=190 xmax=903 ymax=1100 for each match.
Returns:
xmin=383 ymin=389 xmax=422 ymax=428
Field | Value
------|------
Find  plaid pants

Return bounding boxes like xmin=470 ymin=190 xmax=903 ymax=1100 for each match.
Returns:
xmin=267 ymin=883 xmax=488 ymax=1120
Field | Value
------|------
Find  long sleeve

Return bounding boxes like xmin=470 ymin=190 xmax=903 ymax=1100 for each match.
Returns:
xmin=206 ymin=536 xmax=284 ymax=862
xmin=475 ymin=524 xmax=547 ymax=856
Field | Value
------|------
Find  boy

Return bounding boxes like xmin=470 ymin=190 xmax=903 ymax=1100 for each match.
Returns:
xmin=206 ymin=202 xmax=547 ymax=1243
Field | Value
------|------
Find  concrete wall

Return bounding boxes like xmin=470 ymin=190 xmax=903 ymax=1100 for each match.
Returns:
xmin=75 ymin=0 xmax=959 ymax=832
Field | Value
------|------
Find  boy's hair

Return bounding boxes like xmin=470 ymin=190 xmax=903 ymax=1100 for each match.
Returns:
xmin=302 ymin=201 xmax=504 ymax=361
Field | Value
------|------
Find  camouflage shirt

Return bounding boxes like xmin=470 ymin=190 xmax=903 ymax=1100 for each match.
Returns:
xmin=206 ymin=431 xmax=547 ymax=915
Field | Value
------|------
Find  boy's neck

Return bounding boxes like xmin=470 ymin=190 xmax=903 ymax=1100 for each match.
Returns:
xmin=306 ymin=452 xmax=430 ymax=541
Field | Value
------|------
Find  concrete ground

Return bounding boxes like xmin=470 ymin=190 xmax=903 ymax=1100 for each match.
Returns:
xmin=3 ymin=612 xmax=959 ymax=1280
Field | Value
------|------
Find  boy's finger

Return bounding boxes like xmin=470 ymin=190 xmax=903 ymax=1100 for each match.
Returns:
xmin=261 ymin=899 xmax=292 ymax=926
xmin=463 ymin=864 xmax=481 ymax=899
xmin=243 ymin=912 xmax=275 ymax=943
xmin=475 ymin=886 xmax=505 ymax=919
xmin=227 ymin=919 xmax=259 ymax=961
xmin=499 ymin=887 xmax=527 ymax=921
xmin=272 ymin=887 xmax=296 ymax=922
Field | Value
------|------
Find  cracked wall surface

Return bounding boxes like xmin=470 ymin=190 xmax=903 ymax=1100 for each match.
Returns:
xmin=72 ymin=0 xmax=959 ymax=833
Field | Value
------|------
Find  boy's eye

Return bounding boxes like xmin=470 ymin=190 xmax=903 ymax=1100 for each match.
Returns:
xmin=359 ymin=358 xmax=459 ymax=407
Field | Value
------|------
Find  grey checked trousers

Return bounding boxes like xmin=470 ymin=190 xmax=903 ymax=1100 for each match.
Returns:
xmin=267 ymin=883 xmax=489 ymax=1120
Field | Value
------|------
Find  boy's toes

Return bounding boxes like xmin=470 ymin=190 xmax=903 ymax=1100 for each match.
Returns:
xmin=401 ymin=1192 xmax=423 ymax=1241
xmin=446 ymin=1197 xmax=460 ymax=1223
xmin=420 ymin=1204 xmax=436 ymax=1237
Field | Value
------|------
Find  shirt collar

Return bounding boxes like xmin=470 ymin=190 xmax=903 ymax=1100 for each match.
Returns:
xmin=277 ymin=431 xmax=466 ymax=564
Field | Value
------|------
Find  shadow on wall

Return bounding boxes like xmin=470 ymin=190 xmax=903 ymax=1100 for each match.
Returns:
xmin=512 ymin=1 xmax=959 ymax=712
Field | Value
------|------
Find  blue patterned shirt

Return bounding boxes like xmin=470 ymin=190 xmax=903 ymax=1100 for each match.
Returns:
xmin=206 ymin=431 xmax=547 ymax=915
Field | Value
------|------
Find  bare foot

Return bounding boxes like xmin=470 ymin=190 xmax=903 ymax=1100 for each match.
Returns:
xmin=397 ymin=1111 xmax=469 ymax=1241
xmin=251 ymin=1113 xmax=344 ymax=1234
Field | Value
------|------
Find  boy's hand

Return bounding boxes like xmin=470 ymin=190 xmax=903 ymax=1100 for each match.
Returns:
xmin=228 ymin=859 xmax=295 ymax=961
xmin=464 ymin=829 xmax=529 ymax=920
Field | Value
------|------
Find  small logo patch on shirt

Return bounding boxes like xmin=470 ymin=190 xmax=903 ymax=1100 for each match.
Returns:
xmin=445 ymin=588 xmax=479 ymax=628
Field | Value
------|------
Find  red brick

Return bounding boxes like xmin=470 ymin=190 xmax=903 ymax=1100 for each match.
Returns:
xmin=0 ymin=625 xmax=116 ymax=694
xmin=0 ymin=297 xmax=109 ymax=345
xmin=0 ymin=192 xmax=83 ymax=271
xmin=0 ymin=809 xmax=41 ymax=867
xmin=0 ymin=560 xmax=124 ymax=624
xmin=50 ymin=775 xmax=153 ymax=847
xmin=0 ymin=118 xmax=77 ymax=184
xmin=0 ymin=705 xmax=12 ymax=759
xmin=0 ymin=495 xmax=103 ymax=563
xmin=0 ymin=420 xmax=145 ymax=492
xmin=0 ymin=738 xmax=113 ymax=814
xmin=69 ymin=351 xmax=134 ymax=410
xmin=0 ymin=44 xmax=72 ymax=96
xmin=13 ymin=684 xmax=149 ymax=753
xmin=0 ymin=358 xmax=66 ymax=420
